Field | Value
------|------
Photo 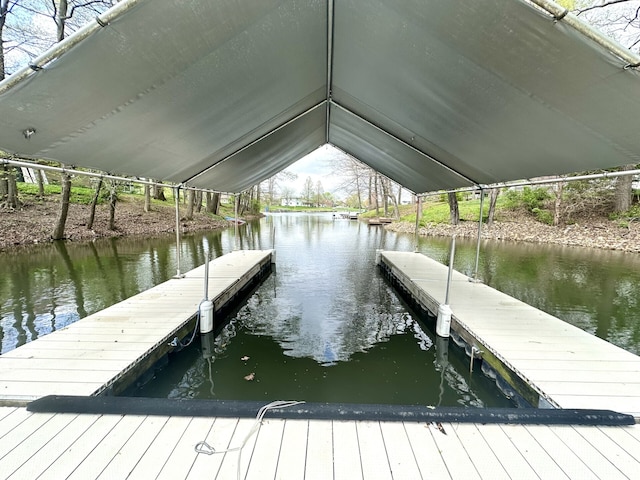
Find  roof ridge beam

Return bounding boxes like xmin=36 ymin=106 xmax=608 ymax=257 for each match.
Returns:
xmin=329 ymin=100 xmax=480 ymax=188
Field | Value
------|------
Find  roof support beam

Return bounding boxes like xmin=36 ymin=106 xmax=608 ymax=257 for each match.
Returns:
xmin=528 ymin=0 xmax=640 ymax=69
xmin=325 ymin=0 xmax=335 ymax=143
xmin=330 ymin=100 xmax=480 ymax=189
xmin=0 ymin=0 xmax=145 ymax=96
xmin=184 ymin=101 xmax=327 ymax=187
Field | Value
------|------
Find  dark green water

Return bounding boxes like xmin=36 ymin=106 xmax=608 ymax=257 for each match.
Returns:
xmin=2 ymin=213 xmax=640 ymax=407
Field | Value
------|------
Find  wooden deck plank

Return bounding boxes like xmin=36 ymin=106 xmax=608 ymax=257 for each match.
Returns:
xmin=332 ymin=420 xmax=363 ymax=480
xmin=0 ymin=407 xmax=33 ymax=441
xmin=155 ymin=417 xmax=215 ymax=479
xmin=216 ymin=418 xmax=261 ymax=480
xmin=0 ymin=412 xmax=55 ymax=458
xmin=0 ymin=368 xmax=120 ymax=383
xmin=6 ymin=414 xmax=99 ymax=480
xmin=499 ymin=424 xmax=570 ymax=479
xmin=125 ymin=416 xmax=192 ymax=479
xmin=94 ymin=415 xmax=168 ymax=480
xmin=0 ymin=412 xmax=77 ymax=478
xmin=0 ymin=408 xmax=637 ymax=480
xmin=549 ymin=425 xmax=630 ymax=480
xmin=473 ymin=424 xmax=539 ymax=480
xmin=403 ymin=421 xmax=452 ymax=479
xmin=305 ymin=419 xmax=334 ymax=480
xmin=0 ymin=380 xmax=104 ymax=399
xmin=245 ymin=419 xmax=286 ymax=480
xmin=427 ymin=422 xmax=482 ymax=480
xmin=572 ymin=425 xmax=640 ymax=479
xmin=0 ymin=358 xmax=130 ymax=371
xmin=451 ymin=423 xmax=510 ymax=480
xmin=38 ymin=413 xmax=127 ymax=480
xmin=523 ymin=425 xmax=600 ymax=480
xmin=379 ymin=421 xmax=422 ymax=479
xmin=187 ymin=417 xmax=239 ymax=480
xmin=356 ymin=421 xmax=392 ymax=480
xmin=274 ymin=419 xmax=308 ymax=480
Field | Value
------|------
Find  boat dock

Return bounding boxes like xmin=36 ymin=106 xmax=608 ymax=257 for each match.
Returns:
xmin=0 ymin=403 xmax=638 ymax=479
xmin=0 ymin=248 xmax=638 ymax=478
xmin=0 ymin=250 xmax=274 ymax=405
xmin=377 ymin=251 xmax=640 ymax=418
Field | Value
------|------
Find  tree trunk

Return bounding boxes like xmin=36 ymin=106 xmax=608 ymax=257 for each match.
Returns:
xmin=195 ymin=190 xmax=203 ymax=213
xmin=614 ymin=165 xmax=635 ymax=213
xmin=553 ymin=181 xmax=564 ymax=226
xmin=185 ymin=189 xmax=195 ymax=220
xmin=374 ymin=174 xmax=380 ymax=215
xmin=144 ymin=183 xmax=151 ymax=212
xmin=6 ymin=167 xmax=18 ymax=209
xmin=381 ymin=178 xmax=389 ymax=217
xmin=108 ymin=183 xmax=117 ymax=230
xmin=55 ymin=0 xmax=68 ymax=42
xmin=86 ymin=177 xmax=103 ymax=230
xmin=448 ymin=192 xmax=459 ymax=225
xmin=487 ymin=188 xmax=499 ymax=226
xmin=36 ymin=170 xmax=45 ymax=197
xmin=52 ymin=173 xmax=72 ymax=240
xmin=206 ymin=192 xmax=220 ymax=215
xmin=0 ymin=0 xmax=9 ymax=80
xmin=153 ymin=182 xmax=166 ymax=201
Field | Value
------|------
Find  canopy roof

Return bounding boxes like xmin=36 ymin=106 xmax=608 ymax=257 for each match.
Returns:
xmin=0 ymin=0 xmax=639 ymax=194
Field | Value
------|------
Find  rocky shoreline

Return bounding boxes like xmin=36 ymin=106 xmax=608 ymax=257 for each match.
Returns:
xmin=385 ymin=216 xmax=640 ymax=254
xmin=3 ymin=197 xmax=640 ymax=254
xmin=0 ymin=197 xmax=230 ymax=252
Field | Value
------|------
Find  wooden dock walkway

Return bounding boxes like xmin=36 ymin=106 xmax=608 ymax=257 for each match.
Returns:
xmin=0 ymin=405 xmax=638 ymax=479
xmin=377 ymin=251 xmax=640 ymax=418
xmin=0 ymin=250 xmax=274 ymax=405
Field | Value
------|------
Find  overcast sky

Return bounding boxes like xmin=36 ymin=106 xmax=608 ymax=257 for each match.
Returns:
xmin=281 ymin=144 xmax=349 ymax=197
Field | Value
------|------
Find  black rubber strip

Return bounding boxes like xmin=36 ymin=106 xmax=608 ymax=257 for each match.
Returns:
xmin=27 ymin=396 xmax=635 ymax=426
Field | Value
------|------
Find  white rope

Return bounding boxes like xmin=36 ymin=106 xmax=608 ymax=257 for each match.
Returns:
xmin=195 ymin=400 xmax=304 ymax=480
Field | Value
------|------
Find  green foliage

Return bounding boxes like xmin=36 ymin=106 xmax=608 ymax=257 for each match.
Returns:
xmin=18 ymin=182 xmax=108 ymax=205
xmin=502 ymin=187 xmax=551 ymax=211
xmin=438 ymin=191 xmax=464 ymax=203
xmin=532 ymin=207 xmax=553 ymax=225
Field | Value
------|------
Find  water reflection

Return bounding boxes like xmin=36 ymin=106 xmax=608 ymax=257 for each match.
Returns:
xmin=134 ymin=214 xmax=513 ymax=407
xmin=1 ymin=210 xmax=639 ymax=390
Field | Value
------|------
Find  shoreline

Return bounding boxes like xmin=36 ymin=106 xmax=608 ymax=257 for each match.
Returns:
xmin=2 ymin=199 xmax=640 ymax=254
xmin=384 ymin=217 xmax=640 ymax=254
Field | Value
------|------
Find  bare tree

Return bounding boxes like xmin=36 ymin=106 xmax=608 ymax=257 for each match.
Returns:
xmin=574 ymin=0 xmax=640 ymax=52
xmin=86 ymin=176 xmax=102 ymax=229
xmin=315 ymin=180 xmax=323 ymax=207
xmin=0 ymin=0 xmax=10 ymax=80
xmin=107 ymin=179 xmax=117 ymax=230
xmin=486 ymin=188 xmax=500 ymax=226
xmin=143 ymin=182 xmax=151 ymax=212
xmin=448 ymin=192 xmax=460 ymax=225
xmin=301 ymin=176 xmax=314 ymax=206
xmin=614 ymin=164 xmax=635 ymax=212
xmin=184 ymin=188 xmax=195 ymax=220
xmin=153 ymin=182 xmax=166 ymax=201
xmin=52 ymin=172 xmax=72 ymax=239
xmin=553 ymin=181 xmax=565 ymax=226
xmin=205 ymin=191 xmax=220 ymax=214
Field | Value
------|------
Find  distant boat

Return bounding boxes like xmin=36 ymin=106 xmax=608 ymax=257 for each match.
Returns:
xmin=225 ymin=216 xmax=246 ymax=225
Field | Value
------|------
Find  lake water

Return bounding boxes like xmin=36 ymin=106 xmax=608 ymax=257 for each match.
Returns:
xmin=2 ymin=212 xmax=639 ymax=407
